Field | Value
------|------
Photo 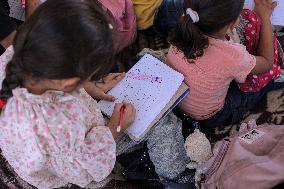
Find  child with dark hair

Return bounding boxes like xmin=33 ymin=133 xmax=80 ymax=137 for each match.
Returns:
xmin=0 ymin=0 xmax=189 ymax=188
xmin=0 ymin=0 xmax=126 ymax=188
xmin=167 ymin=0 xmax=284 ymax=128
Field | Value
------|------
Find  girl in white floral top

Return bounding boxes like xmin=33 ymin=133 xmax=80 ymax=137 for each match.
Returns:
xmin=0 ymin=0 xmax=189 ymax=188
xmin=0 ymin=0 xmax=137 ymax=188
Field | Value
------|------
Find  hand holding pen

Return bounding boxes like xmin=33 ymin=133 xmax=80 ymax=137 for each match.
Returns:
xmin=107 ymin=101 xmax=136 ymax=139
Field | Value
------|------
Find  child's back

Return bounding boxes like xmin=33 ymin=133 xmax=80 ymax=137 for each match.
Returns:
xmin=0 ymin=0 xmax=118 ymax=188
xmin=168 ymin=37 xmax=255 ymax=120
xmin=0 ymin=87 xmax=115 ymax=188
xmin=167 ymin=0 xmax=283 ymax=128
xmin=0 ymin=1 xmax=190 ymax=188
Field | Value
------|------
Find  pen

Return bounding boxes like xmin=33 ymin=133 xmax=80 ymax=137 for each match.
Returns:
xmin=117 ymin=105 xmax=126 ymax=132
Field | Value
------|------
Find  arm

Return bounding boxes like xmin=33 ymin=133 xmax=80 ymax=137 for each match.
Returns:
xmin=250 ymin=0 xmax=277 ymax=74
xmin=48 ymin=103 xmax=135 ymax=185
xmin=84 ymin=72 xmax=125 ymax=101
xmin=25 ymin=0 xmax=40 ymax=18
xmin=0 ymin=31 xmax=16 ymax=49
xmin=84 ymin=81 xmax=115 ymax=101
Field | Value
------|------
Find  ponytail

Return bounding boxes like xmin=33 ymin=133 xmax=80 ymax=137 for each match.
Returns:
xmin=0 ymin=58 xmax=23 ymax=113
xmin=170 ymin=0 xmax=245 ymax=61
xmin=0 ymin=58 xmax=24 ymax=100
xmin=2 ymin=0 xmax=115 ymax=106
xmin=170 ymin=14 xmax=208 ymax=60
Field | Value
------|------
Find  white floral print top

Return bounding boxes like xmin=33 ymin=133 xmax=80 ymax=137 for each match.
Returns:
xmin=0 ymin=47 xmax=116 ymax=189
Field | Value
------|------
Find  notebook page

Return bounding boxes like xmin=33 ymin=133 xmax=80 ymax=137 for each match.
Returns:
xmin=98 ymin=54 xmax=184 ymax=139
xmin=243 ymin=0 xmax=284 ymax=26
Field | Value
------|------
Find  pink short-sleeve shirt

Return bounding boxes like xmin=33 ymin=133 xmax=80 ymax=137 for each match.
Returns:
xmin=167 ymin=37 xmax=256 ymax=120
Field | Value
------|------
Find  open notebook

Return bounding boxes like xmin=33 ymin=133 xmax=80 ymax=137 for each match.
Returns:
xmin=98 ymin=54 xmax=189 ymax=141
xmin=244 ymin=0 xmax=284 ymax=26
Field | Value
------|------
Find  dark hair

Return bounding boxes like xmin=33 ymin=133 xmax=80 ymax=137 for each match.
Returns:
xmin=170 ymin=0 xmax=245 ymax=60
xmin=0 ymin=0 xmax=114 ymax=100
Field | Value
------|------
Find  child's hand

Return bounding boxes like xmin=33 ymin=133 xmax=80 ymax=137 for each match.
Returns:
xmin=107 ymin=102 xmax=136 ymax=138
xmin=254 ymin=0 xmax=277 ymax=19
xmin=84 ymin=73 xmax=125 ymax=101
xmin=96 ymin=73 xmax=125 ymax=92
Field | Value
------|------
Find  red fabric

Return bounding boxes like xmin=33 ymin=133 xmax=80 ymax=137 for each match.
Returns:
xmin=238 ymin=10 xmax=283 ymax=92
xmin=0 ymin=99 xmax=6 ymax=109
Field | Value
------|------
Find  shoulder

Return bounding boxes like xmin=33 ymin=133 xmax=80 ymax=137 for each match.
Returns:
xmin=167 ymin=46 xmax=188 ymax=66
xmin=208 ymin=38 xmax=249 ymax=60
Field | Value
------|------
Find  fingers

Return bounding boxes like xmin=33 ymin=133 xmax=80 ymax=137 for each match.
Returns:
xmin=122 ymin=101 xmax=136 ymax=122
xmin=123 ymin=101 xmax=135 ymax=113
xmin=101 ymin=72 xmax=126 ymax=91
xmin=255 ymin=0 xmax=277 ymax=7
xmin=264 ymin=0 xmax=277 ymax=8
xmin=104 ymin=72 xmax=126 ymax=82
xmin=110 ymin=72 xmax=125 ymax=84
xmin=111 ymin=101 xmax=136 ymax=130
xmin=98 ymin=93 xmax=116 ymax=102
xmin=113 ymin=102 xmax=124 ymax=111
xmin=272 ymin=1 xmax=277 ymax=9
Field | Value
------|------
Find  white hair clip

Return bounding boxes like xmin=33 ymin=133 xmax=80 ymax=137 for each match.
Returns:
xmin=186 ymin=8 xmax=199 ymax=23
xmin=108 ymin=23 xmax=113 ymax=30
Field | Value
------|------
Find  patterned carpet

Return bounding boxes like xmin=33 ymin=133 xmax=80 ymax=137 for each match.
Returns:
xmin=0 ymin=32 xmax=284 ymax=189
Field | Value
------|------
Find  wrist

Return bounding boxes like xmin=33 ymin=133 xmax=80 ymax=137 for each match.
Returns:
xmin=259 ymin=15 xmax=271 ymax=23
xmin=107 ymin=122 xmax=119 ymax=139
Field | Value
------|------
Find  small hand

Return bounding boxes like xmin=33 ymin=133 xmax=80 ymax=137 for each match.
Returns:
xmin=254 ymin=0 xmax=277 ymax=19
xmin=84 ymin=73 xmax=125 ymax=101
xmin=107 ymin=102 xmax=136 ymax=138
xmin=96 ymin=73 xmax=126 ymax=92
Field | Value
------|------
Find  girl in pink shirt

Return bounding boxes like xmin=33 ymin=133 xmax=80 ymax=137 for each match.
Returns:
xmin=0 ymin=0 xmax=189 ymax=188
xmin=167 ymin=0 xmax=284 ymax=128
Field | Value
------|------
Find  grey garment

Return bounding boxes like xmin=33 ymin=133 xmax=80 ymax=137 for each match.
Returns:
xmin=235 ymin=15 xmax=248 ymax=46
xmin=147 ymin=112 xmax=189 ymax=179
xmin=116 ymin=112 xmax=189 ymax=180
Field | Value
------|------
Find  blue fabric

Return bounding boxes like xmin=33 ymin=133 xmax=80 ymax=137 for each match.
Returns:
xmin=199 ymin=80 xmax=284 ymax=128
xmin=154 ymin=0 xmax=184 ymax=33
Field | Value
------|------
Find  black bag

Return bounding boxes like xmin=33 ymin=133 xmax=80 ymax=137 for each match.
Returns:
xmin=117 ymin=142 xmax=196 ymax=189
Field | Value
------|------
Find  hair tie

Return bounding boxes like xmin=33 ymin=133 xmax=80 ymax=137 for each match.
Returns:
xmin=186 ymin=8 xmax=199 ymax=23
xmin=108 ymin=23 xmax=113 ymax=30
xmin=0 ymin=99 xmax=6 ymax=109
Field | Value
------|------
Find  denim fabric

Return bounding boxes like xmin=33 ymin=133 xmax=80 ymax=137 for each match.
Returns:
xmin=198 ymin=81 xmax=284 ymax=128
xmin=154 ymin=0 xmax=184 ymax=33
